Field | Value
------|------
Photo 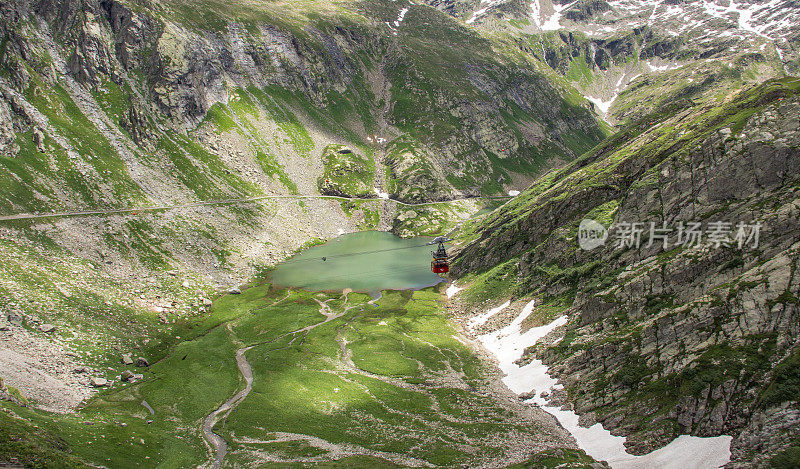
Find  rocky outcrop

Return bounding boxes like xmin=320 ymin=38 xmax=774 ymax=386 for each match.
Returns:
xmin=562 ymin=0 xmax=612 ymax=22
xmin=318 ymin=145 xmax=375 ymax=199
xmin=0 ymin=98 xmax=17 ymax=157
xmin=730 ymin=404 xmax=800 ymax=468
xmin=414 ymin=0 xmax=477 ymax=20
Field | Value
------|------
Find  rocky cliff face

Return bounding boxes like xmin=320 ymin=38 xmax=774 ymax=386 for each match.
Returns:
xmin=0 ymin=0 xmax=607 ymax=284
xmin=453 ymin=77 xmax=800 ymax=466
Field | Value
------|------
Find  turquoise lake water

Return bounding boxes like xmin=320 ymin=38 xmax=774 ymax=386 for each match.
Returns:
xmin=269 ymin=231 xmax=446 ymax=292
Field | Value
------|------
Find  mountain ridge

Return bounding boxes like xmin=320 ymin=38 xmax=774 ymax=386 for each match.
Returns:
xmin=451 ymin=76 xmax=800 ymax=467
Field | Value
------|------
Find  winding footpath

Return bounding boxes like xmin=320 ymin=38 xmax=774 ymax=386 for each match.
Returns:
xmin=202 ymin=345 xmax=255 ymax=469
xmin=201 ymin=292 xmax=356 ymax=468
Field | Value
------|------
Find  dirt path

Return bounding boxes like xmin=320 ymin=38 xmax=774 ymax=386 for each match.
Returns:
xmin=201 ymin=291 xmax=355 ymax=468
xmin=0 ymin=194 xmax=510 ymax=222
xmin=202 ymin=345 xmax=255 ymax=469
xmin=141 ymin=400 xmax=155 ymax=415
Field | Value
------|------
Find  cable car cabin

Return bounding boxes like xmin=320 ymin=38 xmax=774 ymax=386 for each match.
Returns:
xmin=431 ymin=259 xmax=449 ymax=274
xmin=431 ymin=242 xmax=449 ymax=274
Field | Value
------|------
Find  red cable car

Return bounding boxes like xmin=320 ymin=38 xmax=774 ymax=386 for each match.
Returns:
xmin=431 ymin=239 xmax=449 ymax=274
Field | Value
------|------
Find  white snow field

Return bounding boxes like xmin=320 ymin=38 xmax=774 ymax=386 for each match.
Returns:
xmin=586 ymin=95 xmax=616 ymax=114
xmin=476 ymin=299 xmax=733 ymax=468
xmin=469 ymin=299 xmax=510 ymax=329
xmin=446 ymin=282 xmax=463 ymax=299
xmin=467 ymin=0 xmax=506 ymax=24
xmin=529 ymin=0 xmax=578 ymax=30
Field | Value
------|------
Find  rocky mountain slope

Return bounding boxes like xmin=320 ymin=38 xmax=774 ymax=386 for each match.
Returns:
xmin=0 ymin=0 xmax=606 ymax=288
xmin=0 ymin=0 xmax=605 ymax=419
xmin=1 ymin=0 xmax=798 ymax=467
xmin=424 ymin=0 xmax=799 ymax=124
xmin=452 ymin=76 xmax=800 ymax=467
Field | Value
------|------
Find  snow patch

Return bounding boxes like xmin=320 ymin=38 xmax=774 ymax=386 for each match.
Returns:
xmin=467 ymin=0 xmax=506 ymax=24
xmin=776 ymin=43 xmax=785 ymax=62
xmin=469 ymin=300 xmax=510 ymax=329
xmin=373 ymin=188 xmax=389 ymax=199
xmin=586 ymin=95 xmax=616 ymax=114
xmin=478 ymin=297 xmax=733 ymax=468
xmin=508 ymin=190 xmax=520 ymax=196
xmin=606 ymin=0 xmax=798 ymax=41
xmin=529 ymin=0 xmax=541 ymax=27
xmin=646 ymin=60 xmax=681 ymax=72
xmin=531 ymin=0 xmax=577 ymax=31
xmin=385 ymin=7 xmax=410 ymax=34
xmin=395 ymin=7 xmax=409 ymax=27
xmin=446 ymin=283 xmax=463 ymax=299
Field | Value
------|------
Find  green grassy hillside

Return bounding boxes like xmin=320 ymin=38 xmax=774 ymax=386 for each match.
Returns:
xmin=1 ymin=284 xmax=600 ymax=467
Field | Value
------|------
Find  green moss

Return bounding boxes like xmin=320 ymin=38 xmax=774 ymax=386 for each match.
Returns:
xmin=385 ymin=136 xmax=451 ymax=201
xmin=769 ymin=440 xmax=800 ymax=469
xmin=461 ymin=257 xmax=520 ymax=305
xmin=22 ymin=78 xmax=147 ymax=208
xmin=339 ymin=199 xmax=380 ymax=230
xmin=508 ymin=448 xmax=601 ymax=468
xmin=760 ymin=347 xmax=800 ymax=409
xmin=614 ymin=355 xmax=653 ymax=389
xmin=0 ymin=130 xmax=61 ymax=214
xmin=156 ymin=132 xmax=260 ymax=200
xmin=565 ymin=55 xmax=594 ymax=85
xmin=247 ymin=86 xmax=314 ymax=159
xmin=5 ymin=386 xmax=29 ymax=407
xmin=643 ymin=293 xmax=675 ymax=314
xmin=638 ymin=335 xmax=777 ymax=413
xmin=91 ymin=79 xmax=131 ymax=128
xmin=767 ymin=290 xmax=800 ymax=309
xmin=121 ymin=219 xmax=171 ymax=269
xmin=204 ymin=103 xmax=237 ymax=133
xmin=0 ymin=403 xmax=87 ymax=468
xmin=507 ymin=18 xmax=531 ymax=29
xmin=254 ymin=149 xmax=298 ymax=193
xmin=552 ymin=260 xmax=602 ymax=285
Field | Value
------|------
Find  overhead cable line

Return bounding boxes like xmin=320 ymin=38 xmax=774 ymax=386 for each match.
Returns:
xmin=284 ymin=243 xmax=433 ymax=263
xmin=282 ymin=235 xmax=468 ymax=264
